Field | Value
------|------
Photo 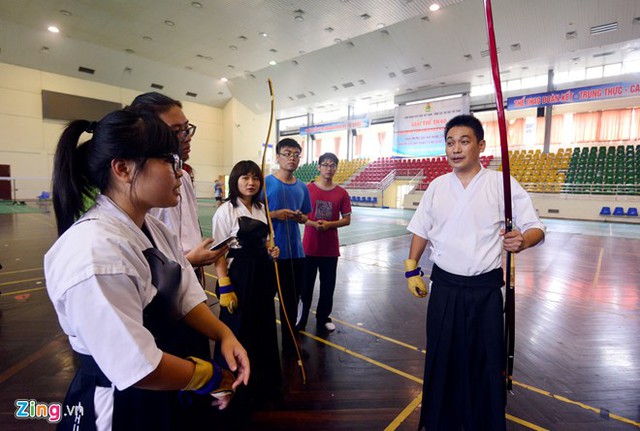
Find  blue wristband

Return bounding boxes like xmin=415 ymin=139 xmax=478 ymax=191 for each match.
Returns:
xmin=193 ymin=361 xmax=224 ymax=395
xmin=219 ymin=283 xmax=234 ymax=294
xmin=405 ymin=268 xmax=423 ymax=278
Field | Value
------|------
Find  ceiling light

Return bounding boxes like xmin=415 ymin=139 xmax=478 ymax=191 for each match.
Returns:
xmin=259 ymin=32 xmax=268 ymax=37
xmin=376 ymin=23 xmax=385 ymax=29
xmin=229 ymin=45 xmax=238 ymax=50
xmin=334 ymin=38 xmax=342 ymax=43
xmin=59 ymin=10 xmax=72 ymax=16
xmin=125 ymin=48 xmax=135 ymax=54
xmin=220 ymin=77 xmax=228 ymax=82
xmin=429 ymin=4 xmax=441 ymax=12
xmin=142 ymin=36 xmax=153 ymax=41
xmin=48 ymin=26 xmax=60 ymax=33
xmin=269 ymin=60 xmax=277 ymax=66
xmin=164 ymin=20 xmax=175 ymax=27
xmin=191 ymin=2 xmax=203 ymax=8
xmin=295 ymin=15 xmax=304 ymax=22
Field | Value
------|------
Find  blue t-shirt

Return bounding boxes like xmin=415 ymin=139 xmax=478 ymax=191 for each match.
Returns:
xmin=264 ymin=175 xmax=312 ymax=259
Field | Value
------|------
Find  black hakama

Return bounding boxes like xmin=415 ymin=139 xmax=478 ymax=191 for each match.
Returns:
xmin=215 ymin=217 xmax=282 ymax=411
xmin=419 ymin=264 xmax=506 ymax=431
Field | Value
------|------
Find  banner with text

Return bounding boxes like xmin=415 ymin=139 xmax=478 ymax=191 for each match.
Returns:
xmin=507 ymin=81 xmax=640 ymax=110
xmin=299 ymin=116 xmax=370 ymax=136
xmin=393 ymin=96 xmax=469 ymax=157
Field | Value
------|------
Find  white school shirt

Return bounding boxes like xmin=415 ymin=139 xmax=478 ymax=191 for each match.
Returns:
xmin=45 ymin=194 xmax=206 ymax=391
xmin=149 ymin=171 xmax=202 ymax=255
xmin=211 ymin=199 xmax=268 ymax=264
xmin=407 ymin=168 xmax=545 ymax=277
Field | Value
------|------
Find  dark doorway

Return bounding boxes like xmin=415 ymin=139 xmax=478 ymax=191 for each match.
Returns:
xmin=0 ymin=165 xmax=11 ymax=200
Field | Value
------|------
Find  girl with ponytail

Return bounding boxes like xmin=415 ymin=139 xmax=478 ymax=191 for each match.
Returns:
xmin=45 ymin=109 xmax=249 ymax=430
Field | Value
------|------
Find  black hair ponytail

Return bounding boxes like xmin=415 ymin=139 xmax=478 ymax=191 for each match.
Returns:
xmin=52 ymin=120 xmax=95 ymax=236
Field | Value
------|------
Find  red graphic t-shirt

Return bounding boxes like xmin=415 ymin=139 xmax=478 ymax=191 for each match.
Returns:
xmin=302 ymin=182 xmax=352 ymax=257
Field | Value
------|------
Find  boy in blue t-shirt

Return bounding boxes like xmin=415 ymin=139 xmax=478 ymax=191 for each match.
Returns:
xmin=264 ymin=138 xmax=312 ymax=355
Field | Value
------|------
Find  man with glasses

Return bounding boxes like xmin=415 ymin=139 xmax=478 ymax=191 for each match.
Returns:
xmin=126 ymin=93 xmax=229 ymax=428
xmin=264 ymin=138 xmax=312 ymax=357
xmin=128 ymin=92 xmax=227 ymax=285
xmin=298 ymin=152 xmax=351 ymax=333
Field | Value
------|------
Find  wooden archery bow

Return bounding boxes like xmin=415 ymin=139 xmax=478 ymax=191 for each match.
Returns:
xmin=260 ymin=78 xmax=307 ymax=383
xmin=483 ymin=0 xmax=516 ymax=395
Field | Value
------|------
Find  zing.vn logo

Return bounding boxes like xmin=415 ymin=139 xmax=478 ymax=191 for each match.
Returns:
xmin=14 ymin=399 xmax=79 ymax=423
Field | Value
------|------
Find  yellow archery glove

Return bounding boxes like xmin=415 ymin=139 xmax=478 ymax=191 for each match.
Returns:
xmin=404 ymin=259 xmax=428 ymax=298
xmin=182 ymin=356 xmax=235 ymax=397
xmin=218 ymin=276 xmax=238 ymax=314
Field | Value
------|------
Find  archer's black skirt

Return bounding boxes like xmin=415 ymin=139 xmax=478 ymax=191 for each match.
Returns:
xmin=419 ymin=264 xmax=506 ymax=431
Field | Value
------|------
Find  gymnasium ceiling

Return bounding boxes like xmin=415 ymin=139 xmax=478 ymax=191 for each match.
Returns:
xmin=0 ymin=0 xmax=639 ymax=117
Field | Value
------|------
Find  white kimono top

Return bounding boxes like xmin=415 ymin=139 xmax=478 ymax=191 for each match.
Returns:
xmin=211 ymin=198 xmax=268 ymax=241
xmin=211 ymin=198 xmax=268 ymax=267
xmin=407 ymin=168 xmax=545 ymax=277
xmin=149 ymin=172 xmax=202 ymax=255
xmin=45 ymin=194 xmax=206 ymax=391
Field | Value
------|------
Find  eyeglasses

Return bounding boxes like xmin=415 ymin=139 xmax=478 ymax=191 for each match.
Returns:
xmin=161 ymin=153 xmax=183 ymax=176
xmin=320 ymin=163 xmax=337 ymax=169
xmin=278 ymin=152 xmax=302 ymax=160
xmin=175 ymin=123 xmax=196 ymax=142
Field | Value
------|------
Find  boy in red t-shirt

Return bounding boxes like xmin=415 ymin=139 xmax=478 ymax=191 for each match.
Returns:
xmin=299 ymin=152 xmax=352 ymax=332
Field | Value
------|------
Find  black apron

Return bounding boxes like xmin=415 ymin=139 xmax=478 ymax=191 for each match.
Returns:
xmin=57 ymin=247 xmax=217 ymax=430
xmin=214 ymin=216 xmax=281 ymax=411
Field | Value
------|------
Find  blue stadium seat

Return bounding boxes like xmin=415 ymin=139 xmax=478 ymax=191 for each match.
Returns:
xmin=626 ymin=207 xmax=638 ymax=217
xmin=613 ymin=206 xmax=624 ymax=216
xmin=599 ymin=206 xmax=611 ymax=216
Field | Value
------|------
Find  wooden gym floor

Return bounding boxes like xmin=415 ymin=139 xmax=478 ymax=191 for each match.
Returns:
xmin=0 ymin=204 xmax=638 ymax=430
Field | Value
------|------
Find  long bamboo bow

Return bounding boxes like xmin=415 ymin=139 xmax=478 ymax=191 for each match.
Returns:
xmin=260 ymin=78 xmax=307 ymax=383
xmin=483 ymin=0 xmax=516 ymax=396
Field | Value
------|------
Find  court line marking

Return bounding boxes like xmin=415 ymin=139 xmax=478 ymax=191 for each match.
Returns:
xmin=0 ymin=277 xmax=45 ymax=288
xmin=0 ymin=267 xmax=44 ymax=276
xmin=208 ymin=275 xmax=639 ymax=428
xmin=327 ymin=315 xmax=640 ymax=428
xmin=514 ymin=380 xmax=640 ymax=428
xmin=0 ymin=286 xmax=46 ymax=296
xmin=592 ymin=247 xmax=604 ymax=289
xmin=298 ymin=327 xmax=547 ymax=430
xmin=384 ymin=393 xmax=422 ymax=431
xmin=0 ymin=334 xmax=68 ymax=386
xmin=5 ymin=272 xmax=637 ymax=427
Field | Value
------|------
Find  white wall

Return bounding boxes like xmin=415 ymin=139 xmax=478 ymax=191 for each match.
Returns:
xmin=0 ymin=62 xmax=270 ymax=199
